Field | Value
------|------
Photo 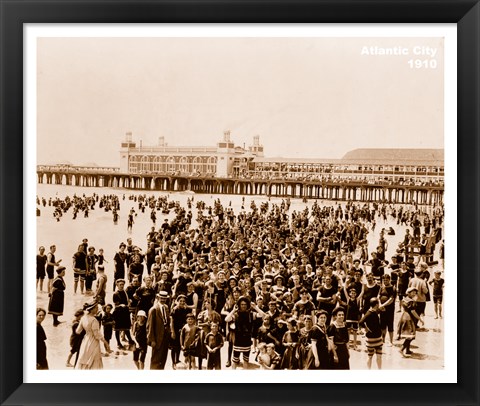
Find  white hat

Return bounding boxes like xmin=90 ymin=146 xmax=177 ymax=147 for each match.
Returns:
xmin=137 ymin=310 xmax=147 ymax=318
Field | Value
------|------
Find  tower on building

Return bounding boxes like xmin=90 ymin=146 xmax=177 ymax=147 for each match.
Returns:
xmin=217 ymin=130 xmax=235 ymax=149
xmin=216 ymin=130 xmax=236 ymax=177
xmin=121 ymin=132 xmax=136 ymax=148
xmin=120 ymin=132 xmax=136 ymax=172
xmin=249 ymin=135 xmax=264 ymax=157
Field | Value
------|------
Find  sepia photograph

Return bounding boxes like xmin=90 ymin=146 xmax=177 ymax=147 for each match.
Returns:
xmin=28 ymin=25 xmax=456 ymax=382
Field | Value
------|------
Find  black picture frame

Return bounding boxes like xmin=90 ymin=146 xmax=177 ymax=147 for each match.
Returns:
xmin=1 ymin=1 xmax=479 ymax=405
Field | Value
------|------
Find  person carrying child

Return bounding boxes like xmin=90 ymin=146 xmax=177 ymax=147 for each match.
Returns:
xmin=256 ymin=342 xmax=270 ymax=369
xmin=263 ymin=343 xmax=281 ymax=370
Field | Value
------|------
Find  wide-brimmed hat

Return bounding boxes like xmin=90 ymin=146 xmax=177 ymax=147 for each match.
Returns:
xmin=332 ymin=306 xmax=345 ymax=316
xmin=83 ymin=301 xmax=98 ymax=312
xmin=237 ymin=296 xmax=251 ymax=308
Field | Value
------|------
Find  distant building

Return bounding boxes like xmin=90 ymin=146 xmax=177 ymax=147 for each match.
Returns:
xmin=249 ymin=148 xmax=444 ymax=185
xmin=119 ymin=131 xmax=443 ymax=185
xmin=119 ymin=131 xmax=264 ymax=177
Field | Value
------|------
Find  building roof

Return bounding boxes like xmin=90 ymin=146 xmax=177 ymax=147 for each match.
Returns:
xmin=251 ymin=149 xmax=444 ymax=167
xmin=253 ymin=157 xmax=341 ymax=164
xmin=55 ymin=160 xmax=74 ymax=166
xmin=341 ymin=148 xmax=444 ymax=162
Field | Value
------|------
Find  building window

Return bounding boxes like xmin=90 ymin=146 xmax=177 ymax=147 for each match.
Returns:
xmin=167 ymin=157 xmax=176 ymax=172
xmin=180 ymin=157 xmax=189 ymax=173
xmin=192 ymin=156 xmax=203 ymax=174
xmin=141 ymin=156 xmax=151 ymax=172
xmin=153 ymin=157 xmax=160 ymax=173
xmin=207 ymin=157 xmax=217 ymax=174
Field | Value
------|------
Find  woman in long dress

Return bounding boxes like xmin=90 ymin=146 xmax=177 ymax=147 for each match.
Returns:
xmin=196 ymin=299 xmax=222 ymax=370
xmin=305 ymin=310 xmax=332 ymax=370
xmin=36 ymin=308 xmax=48 ymax=369
xmin=48 ymin=267 xmax=66 ymax=326
xmin=76 ymin=301 xmax=110 ymax=369
xmin=280 ymin=318 xmax=299 ymax=370
xmin=327 ymin=306 xmax=350 ymax=369
xmin=170 ymin=294 xmax=190 ymax=369
xmin=397 ymin=287 xmax=424 ymax=357
xmin=297 ymin=315 xmax=314 ymax=369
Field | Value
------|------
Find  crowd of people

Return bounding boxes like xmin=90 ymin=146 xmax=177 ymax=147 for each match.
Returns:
xmin=36 ymin=193 xmax=445 ymax=370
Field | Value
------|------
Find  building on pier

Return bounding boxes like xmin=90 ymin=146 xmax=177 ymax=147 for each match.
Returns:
xmin=248 ymin=148 xmax=444 ymax=186
xmin=118 ymin=131 xmax=443 ymax=186
xmin=119 ymin=131 xmax=263 ymax=178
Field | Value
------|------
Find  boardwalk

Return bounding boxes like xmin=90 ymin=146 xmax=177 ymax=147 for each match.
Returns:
xmin=37 ymin=166 xmax=444 ymax=205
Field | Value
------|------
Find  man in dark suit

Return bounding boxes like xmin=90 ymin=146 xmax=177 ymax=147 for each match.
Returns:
xmin=147 ymin=291 xmax=171 ymax=369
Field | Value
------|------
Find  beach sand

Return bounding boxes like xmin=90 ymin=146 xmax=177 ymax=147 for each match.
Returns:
xmin=35 ymin=183 xmax=444 ymax=371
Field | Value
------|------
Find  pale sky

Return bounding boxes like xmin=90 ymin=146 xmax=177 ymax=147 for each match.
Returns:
xmin=37 ymin=37 xmax=444 ymax=167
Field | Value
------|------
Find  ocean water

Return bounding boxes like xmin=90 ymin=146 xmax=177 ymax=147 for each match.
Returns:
xmin=36 ymin=183 xmax=342 ymax=215
xmin=35 ymin=182 xmax=430 ymax=269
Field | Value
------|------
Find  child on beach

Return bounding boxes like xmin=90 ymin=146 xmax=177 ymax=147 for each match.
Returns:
xmin=101 ymin=304 xmax=115 ymax=356
xmin=66 ymin=309 xmax=86 ymax=367
xmin=180 ymin=313 xmax=200 ymax=370
xmin=345 ymin=288 xmax=361 ymax=351
xmin=257 ymin=342 xmax=270 ymax=369
xmin=204 ymin=322 xmax=224 ymax=370
xmin=98 ymin=248 xmax=108 ymax=266
xmin=429 ymin=270 xmax=444 ymax=319
xmin=263 ymin=343 xmax=281 ymax=370
xmin=132 ymin=310 xmax=148 ymax=369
